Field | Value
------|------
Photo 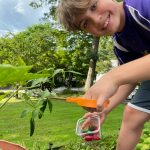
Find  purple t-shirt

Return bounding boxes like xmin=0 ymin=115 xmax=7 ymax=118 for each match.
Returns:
xmin=113 ymin=0 xmax=150 ymax=64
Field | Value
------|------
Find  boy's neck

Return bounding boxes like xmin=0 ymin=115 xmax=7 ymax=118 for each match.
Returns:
xmin=117 ymin=2 xmax=125 ymax=32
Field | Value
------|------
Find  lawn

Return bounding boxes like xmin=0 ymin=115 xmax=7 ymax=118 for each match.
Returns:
xmin=0 ymin=98 xmax=127 ymax=149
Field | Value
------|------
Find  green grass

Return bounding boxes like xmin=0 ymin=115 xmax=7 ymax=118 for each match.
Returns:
xmin=0 ymin=98 xmax=125 ymax=149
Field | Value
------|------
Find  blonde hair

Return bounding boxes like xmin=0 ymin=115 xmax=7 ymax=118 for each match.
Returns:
xmin=57 ymin=0 xmax=92 ymax=31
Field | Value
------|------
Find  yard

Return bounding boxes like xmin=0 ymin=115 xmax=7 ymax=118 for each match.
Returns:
xmin=0 ymin=97 xmax=149 ymax=150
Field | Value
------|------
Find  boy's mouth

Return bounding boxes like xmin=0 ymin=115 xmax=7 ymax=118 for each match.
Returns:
xmin=102 ymin=13 xmax=110 ymax=30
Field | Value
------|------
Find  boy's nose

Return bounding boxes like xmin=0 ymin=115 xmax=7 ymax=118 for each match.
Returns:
xmin=90 ymin=13 xmax=103 ymax=27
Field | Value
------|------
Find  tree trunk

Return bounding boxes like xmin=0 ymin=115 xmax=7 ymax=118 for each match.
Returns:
xmin=15 ymin=83 xmax=19 ymax=99
xmin=84 ymin=37 xmax=100 ymax=91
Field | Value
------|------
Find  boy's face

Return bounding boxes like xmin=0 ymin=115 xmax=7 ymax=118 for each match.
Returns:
xmin=76 ymin=0 xmax=124 ymax=36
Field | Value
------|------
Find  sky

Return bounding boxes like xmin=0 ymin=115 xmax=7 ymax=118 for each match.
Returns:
xmin=0 ymin=0 xmax=48 ymax=36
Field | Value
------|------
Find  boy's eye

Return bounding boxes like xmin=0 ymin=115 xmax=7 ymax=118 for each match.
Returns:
xmin=90 ymin=1 xmax=97 ymax=11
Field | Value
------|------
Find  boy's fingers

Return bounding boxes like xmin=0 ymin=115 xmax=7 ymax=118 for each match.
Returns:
xmin=82 ymin=112 xmax=100 ymax=129
xmin=97 ymin=97 xmax=109 ymax=112
xmin=83 ymin=112 xmax=100 ymax=118
xmin=92 ymin=112 xmax=100 ymax=116
xmin=97 ymin=96 xmax=104 ymax=112
xmin=81 ymin=117 xmax=91 ymax=129
xmin=99 ymin=112 xmax=105 ymax=124
xmin=83 ymin=112 xmax=92 ymax=118
xmin=96 ymin=102 xmax=104 ymax=112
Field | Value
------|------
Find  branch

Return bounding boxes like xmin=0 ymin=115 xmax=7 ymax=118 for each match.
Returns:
xmin=0 ymin=86 xmax=22 ymax=109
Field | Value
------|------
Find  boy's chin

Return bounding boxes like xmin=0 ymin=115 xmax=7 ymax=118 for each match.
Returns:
xmin=91 ymin=32 xmax=114 ymax=37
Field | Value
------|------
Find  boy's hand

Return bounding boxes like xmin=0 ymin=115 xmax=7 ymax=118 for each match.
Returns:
xmin=84 ymin=73 xmax=119 ymax=112
xmin=82 ymin=111 xmax=107 ymax=129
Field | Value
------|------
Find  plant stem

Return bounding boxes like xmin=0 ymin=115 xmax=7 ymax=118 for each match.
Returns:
xmin=50 ymin=97 xmax=66 ymax=100
xmin=0 ymin=86 xmax=22 ymax=109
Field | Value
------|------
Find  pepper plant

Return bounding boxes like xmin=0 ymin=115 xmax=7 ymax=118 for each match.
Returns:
xmin=0 ymin=64 xmax=81 ymax=136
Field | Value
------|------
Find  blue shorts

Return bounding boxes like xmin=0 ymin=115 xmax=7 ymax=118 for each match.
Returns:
xmin=128 ymin=80 xmax=150 ymax=114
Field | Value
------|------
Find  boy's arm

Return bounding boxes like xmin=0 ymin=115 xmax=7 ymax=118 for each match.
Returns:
xmin=84 ymin=54 xmax=150 ymax=111
xmin=111 ymin=54 xmax=150 ymax=85
xmin=103 ymin=83 xmax=137 ymax=115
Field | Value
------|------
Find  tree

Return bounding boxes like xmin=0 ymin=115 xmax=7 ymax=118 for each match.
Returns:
xmin=84 ymin=37 xmax=100 ymax=91
xmin=29 ymin=0 xmax=99 ymax=88
xmin=30 ymin=0 xmax=58 ymax=25
xmin=0 ymin=24 xmax=94 ymax=87
xmin=97 ymin=36 xmax=115 ymax=73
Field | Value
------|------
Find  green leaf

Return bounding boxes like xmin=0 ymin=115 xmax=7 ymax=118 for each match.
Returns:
xmin=52 ymin=69 xmax=64 ymax=77
xmin=37 ymin=68 xmax=54 ymax=75
xmin=31 ymin=78 xmax=48 ymax=87
xmin=41 ymin=90 xmax=51 ymax=99
xmin=32 ymin=109 xmax=39 ymax=119
xmin=22 ymin=93 xmax=30 ymax=101
xmin=30 ymin=118 xmax=35 ymax=136
xmin=66 ymin=70 xmax=83 ymax=75
xmin=47 ymin=100 xmax=52 ymax=113
xmin=35 ymin=98 xmax=43 ymax=109
xmin=36 ymin=99 xmax=48 ymax=119
xmin=22 ymin=93 xmax=34 ymax=107
xmin=0 ymin=64 xmax=49 ymax=86
xmin=40 ymin=100 xmax=47 ymax=114
xmin=38 ymin=111 xmax=43 ymax=119
xmin=20 ymin=109 xmax=31 ymax=118
xmin=15 ymin=56 xmax=26 ymax=66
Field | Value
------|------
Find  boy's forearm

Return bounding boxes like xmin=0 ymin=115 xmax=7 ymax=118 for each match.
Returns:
xmin=104 ymin=83 xmax=137 ymax=115
xmin=109 ymin=55 xmax=150 ymax=86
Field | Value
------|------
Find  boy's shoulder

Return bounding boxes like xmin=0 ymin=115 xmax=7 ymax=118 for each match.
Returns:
xmin=125 ymin=0 xmax=149 ymax=7
xmin=125 ymin=0 xmax=150 ymax=17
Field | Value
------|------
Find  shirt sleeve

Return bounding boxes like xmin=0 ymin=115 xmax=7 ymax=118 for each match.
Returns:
xmin=126 ymin=0 xmax=150 ymax=31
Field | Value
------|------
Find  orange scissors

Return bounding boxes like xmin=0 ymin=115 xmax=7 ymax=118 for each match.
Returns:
xmin=66 ymin=97 xmax=109 ymax=108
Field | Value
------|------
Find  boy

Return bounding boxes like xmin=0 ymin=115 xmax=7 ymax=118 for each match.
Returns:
xmin=57 ymin=0 xmax=150 ymax=149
